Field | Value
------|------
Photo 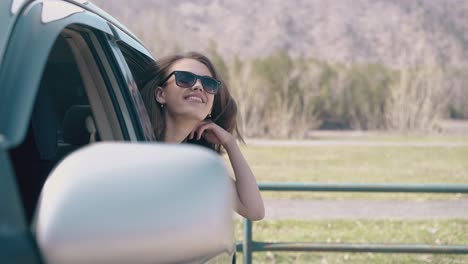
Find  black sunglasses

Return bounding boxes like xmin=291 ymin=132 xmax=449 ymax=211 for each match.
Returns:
xmin=159 ymin=71 xmax=220 ymax=94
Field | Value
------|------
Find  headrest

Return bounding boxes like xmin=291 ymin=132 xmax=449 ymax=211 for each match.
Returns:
xmin=62 ymin=105 xmax=96 ymax=146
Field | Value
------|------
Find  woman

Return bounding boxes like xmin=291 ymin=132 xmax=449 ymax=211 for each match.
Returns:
xmin=140 ymin=52 xmax=264 ymax=221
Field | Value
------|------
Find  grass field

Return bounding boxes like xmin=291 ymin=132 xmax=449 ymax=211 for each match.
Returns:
xmin=234 ymin=219 xmax=468 ymax=263
xmin=225 ymin=141 xmax=468 ymax=200
xmin=228 ymin=136 xmax=468 ymax=263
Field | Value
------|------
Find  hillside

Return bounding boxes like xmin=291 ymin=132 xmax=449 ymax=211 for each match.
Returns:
xmin=92 ymin=0 xmax=468 ymax=67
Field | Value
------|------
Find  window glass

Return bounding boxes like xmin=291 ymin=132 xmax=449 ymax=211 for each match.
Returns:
xmin=116 ymin=41 xmax=155 ymax=141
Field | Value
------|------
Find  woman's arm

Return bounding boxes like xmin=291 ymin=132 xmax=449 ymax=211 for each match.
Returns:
xmin=224 ymin=140 xmax=265 ymax=221
xmin=190 ymin=121 xmax=265 ymax=221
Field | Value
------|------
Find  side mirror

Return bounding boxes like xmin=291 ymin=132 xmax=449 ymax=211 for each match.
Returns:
xmin=33 ymin=143 xmax=234 ymax=264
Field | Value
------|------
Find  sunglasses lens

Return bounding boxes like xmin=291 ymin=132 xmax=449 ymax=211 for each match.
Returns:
xmin=175 ymin=71 xmax=196 ymax=88
xmin=201 ymin=77 xmax=219 ymax=94
xmin=173 ymin=71 xmax=219 ymax=94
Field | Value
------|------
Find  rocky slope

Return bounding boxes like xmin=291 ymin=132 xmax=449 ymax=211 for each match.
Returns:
xmin=92 ymin=0 xmax=468 ymax=67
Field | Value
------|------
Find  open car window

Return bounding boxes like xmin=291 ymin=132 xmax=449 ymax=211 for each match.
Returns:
xmin=7 ymin=22 xmax=148 ymax=223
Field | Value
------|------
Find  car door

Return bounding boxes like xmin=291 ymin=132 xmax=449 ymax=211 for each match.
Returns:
xmin=0 ymin=1 xmax=153 ymax=262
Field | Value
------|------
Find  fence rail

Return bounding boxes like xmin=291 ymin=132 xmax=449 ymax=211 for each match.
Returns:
xmin=237 ymin=182 xmax=468 ymax=264
xmin=260 ymin=182 xmax=468 ymax=193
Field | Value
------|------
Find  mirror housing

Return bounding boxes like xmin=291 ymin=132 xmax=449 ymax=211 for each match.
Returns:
xmin=33 ymin=143 xmax=234 ymax=264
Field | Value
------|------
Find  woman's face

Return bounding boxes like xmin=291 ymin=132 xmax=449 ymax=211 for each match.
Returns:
xmin=156 ymin=59 xmax=215 ymax=122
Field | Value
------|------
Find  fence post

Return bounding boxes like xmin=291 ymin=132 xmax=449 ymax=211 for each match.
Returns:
xmin=243 ymin=219 xmax=253 ymax=264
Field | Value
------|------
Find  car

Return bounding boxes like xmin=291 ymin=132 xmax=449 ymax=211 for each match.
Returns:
xmin=0 ymin=0 xmax=235 ymax=263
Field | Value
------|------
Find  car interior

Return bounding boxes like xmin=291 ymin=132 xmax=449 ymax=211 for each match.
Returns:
xmin=8 ymin=26 xmax=125 ymax=222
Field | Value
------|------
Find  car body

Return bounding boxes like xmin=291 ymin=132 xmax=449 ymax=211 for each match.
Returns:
xmin=0 ymin=1 xmax=234 ymax=263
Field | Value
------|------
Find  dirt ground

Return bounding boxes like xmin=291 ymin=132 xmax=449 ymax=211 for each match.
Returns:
xmin=260 ymin=199 xmax=468 ymax=220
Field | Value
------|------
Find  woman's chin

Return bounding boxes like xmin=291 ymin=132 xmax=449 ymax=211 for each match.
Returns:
xmin=180 ymin=107 xmax=210 ymax=121
xmin=178 ymin=112 xmax=208 ymax=123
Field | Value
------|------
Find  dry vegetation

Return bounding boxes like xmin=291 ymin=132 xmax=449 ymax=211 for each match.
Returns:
xmin=92 ymin=0 xmax=468 ymax=138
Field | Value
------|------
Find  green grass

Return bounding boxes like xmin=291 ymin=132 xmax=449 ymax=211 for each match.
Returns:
xmin=225 ymin=143 xmax=468 ymax=200
xmin=228 ymin=138 xmax=468 ymax=262
xmin=235 ymin=219 xmax=468 ymax=263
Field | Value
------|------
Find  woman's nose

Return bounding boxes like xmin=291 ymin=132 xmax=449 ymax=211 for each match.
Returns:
xmin=191 ymin=79 xmax=203 ymax=91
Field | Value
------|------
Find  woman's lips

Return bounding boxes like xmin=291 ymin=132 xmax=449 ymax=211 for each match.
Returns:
xmin=184 ymin=93 xmax=205 ymax=103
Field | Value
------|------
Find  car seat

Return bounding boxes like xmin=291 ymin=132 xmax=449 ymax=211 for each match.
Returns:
xmin=55 ymin=105 xmax=98 ymax=161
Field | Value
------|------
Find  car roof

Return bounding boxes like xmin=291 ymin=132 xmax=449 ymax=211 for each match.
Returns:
xmin=0 ymin=0 xmax=29 ymax=68
xmin=0 ymin=0 xmax=150 ymax=68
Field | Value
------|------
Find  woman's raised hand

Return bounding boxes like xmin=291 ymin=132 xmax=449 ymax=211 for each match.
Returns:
xmin=189 ymin=120 xmax=235 ymax=148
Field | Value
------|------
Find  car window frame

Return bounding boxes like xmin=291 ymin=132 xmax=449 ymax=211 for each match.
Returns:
xmin=106 ymin=26 xmax=156 ymax=142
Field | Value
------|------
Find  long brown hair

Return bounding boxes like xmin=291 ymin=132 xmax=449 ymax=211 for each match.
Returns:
xmin=139 ymin=51 xmax=243 ymax=154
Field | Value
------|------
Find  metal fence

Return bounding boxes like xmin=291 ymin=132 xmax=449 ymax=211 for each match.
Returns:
xmin=237 ymin=182 xmax=468 ymax=264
